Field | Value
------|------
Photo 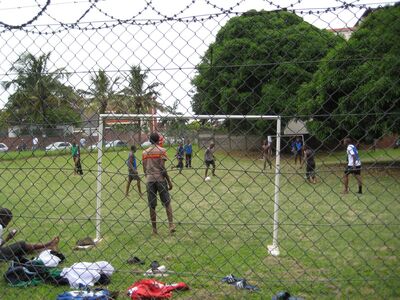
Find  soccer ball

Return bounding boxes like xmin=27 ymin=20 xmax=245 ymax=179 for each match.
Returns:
xmin=205 ymin=176 xmax=211 ymax=181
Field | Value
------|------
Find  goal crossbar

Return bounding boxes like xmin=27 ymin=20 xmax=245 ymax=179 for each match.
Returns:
xmin=99 ymin=113 xmax=280 ymax=120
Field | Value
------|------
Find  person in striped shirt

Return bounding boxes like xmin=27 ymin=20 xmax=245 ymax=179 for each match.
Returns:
xmin=142 ymin=132 xmax=175 ymax=235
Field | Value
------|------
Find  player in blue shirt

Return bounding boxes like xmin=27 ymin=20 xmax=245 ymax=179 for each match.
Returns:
xmin=292 ymin=137 xmax=303 ymax=165
xmin=125 ymin=145 xmax=142 ymax=197
xmin=184 ymin=140 xmax=193 ymax=168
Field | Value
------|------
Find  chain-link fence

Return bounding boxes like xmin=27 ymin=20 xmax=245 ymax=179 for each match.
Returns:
xmin=0 ymin=1 xmax=399 ymax=299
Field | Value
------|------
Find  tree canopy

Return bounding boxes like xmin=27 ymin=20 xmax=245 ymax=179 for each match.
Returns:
xmin=84 ymin=69 xmax=120 ymax=115
xmin=2 ymin=52 xmax=80 ymax=130
xmin=297 ymin=4 xmax=400 ymax=143
xmin=118 ymin=65 xmax=164 ymax=114
xmin=191 ymin=10 xmax=338 ymax=132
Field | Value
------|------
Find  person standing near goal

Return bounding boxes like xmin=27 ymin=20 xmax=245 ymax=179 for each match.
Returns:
xmin=125 ymin=145 xmax=142 ymax=197
xmin=292 ymin=136 xmax=303 ymax=166
xmin=175 ymin=141 xmax=184 ymax=174
xmin=142 ymin=132 xmax=175 ymax=235
xmin=343 ymin=137 xmax=362 ymax=194
xmin=71 ymin=141 xmax=83 ymax=176
xmin=302 ymin=144 xmax=316 ymax=184
xmin=262 ymin=139 xmax=272 ymax=170
xmin=204 ymin=142 xmax=216 ymax=179
xmin=184 ymin=139 xmax=193 ymax=168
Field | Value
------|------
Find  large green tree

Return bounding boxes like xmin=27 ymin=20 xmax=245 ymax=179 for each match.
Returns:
xmin=191 ymin=10 xmax=338 ymax=132
xmin=2 ymin=52 xmax=79 ymax=132
xmin=297 ymin=4 xmax=400 ymax=143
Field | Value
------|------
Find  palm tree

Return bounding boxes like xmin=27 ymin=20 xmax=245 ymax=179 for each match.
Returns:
xmin=2 ymin=52 xmax=78 ymax=135
xmin=118 ymin=65 xmax=166 ymax=141
xmin=84 ymin=69 xmax=120 ymax=115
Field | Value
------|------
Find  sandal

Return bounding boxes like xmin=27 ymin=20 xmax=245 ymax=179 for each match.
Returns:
xmin=127 ymin=256 xmax=145 ymax=265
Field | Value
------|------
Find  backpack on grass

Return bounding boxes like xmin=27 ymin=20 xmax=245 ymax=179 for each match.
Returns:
xmin=4 ymin=259 xmax=67 ymax=287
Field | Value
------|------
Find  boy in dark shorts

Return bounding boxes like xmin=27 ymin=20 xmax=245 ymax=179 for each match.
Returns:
xmin=71 ymin=141 xmax=83 ymax=175
xmin=184 ymin=140 xmax=193 ymax=168
xmin=0 ymin=208 xmax=59 ymax=261
xmin=204 ymin=142 xmax=216 ymax=179
xmin=125 ymin=145 xmax=142 ymax=197
xmin=262 ymin=139 xmax=272 ymax=170
xmin=292 ymin=137 xmax=303 ymax=166
xmin=142 ymin=133 xmax=175 ymax=235
xmin=302 ymin=145 xmax=316 ymax=184
xmin=343 ymin=137 xmax=362 ymax=194
xmin=175 ymin=142 xmax=184 ymax=174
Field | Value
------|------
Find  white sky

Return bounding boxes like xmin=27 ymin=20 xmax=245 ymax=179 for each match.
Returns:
xmin=0 ymin=0 xmax=394 ymax=113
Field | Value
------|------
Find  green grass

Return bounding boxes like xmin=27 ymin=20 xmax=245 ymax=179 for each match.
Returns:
xmin=0 ymin=147 xmax=399 ymax=299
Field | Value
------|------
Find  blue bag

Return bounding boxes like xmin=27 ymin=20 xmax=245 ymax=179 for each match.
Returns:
xmin=57 ymin=289 xmax=111 ymax=300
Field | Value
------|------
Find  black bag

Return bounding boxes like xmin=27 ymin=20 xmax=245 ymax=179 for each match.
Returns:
xmin=4 ymin=260 xmax=49 ymax=285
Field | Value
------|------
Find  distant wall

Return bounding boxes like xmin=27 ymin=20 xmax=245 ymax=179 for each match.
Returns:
xmin=198 ymin=134 xmax=263 ymax=152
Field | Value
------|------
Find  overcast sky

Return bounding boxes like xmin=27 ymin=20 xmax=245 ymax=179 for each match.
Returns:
xmin=0 ymin=0 xmax=393 ymax=113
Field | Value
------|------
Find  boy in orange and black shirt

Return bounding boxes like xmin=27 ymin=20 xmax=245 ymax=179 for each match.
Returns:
xmin=142 ymin=132 xmax=175 ymax=235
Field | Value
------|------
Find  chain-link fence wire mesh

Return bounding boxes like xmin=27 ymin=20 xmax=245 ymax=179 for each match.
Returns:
xmin=0 ymin=0 xmax=399 ymax=299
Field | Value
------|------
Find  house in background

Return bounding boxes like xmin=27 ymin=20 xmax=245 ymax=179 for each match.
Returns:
xmin=327 ymin=27 xmax=355 ymax=40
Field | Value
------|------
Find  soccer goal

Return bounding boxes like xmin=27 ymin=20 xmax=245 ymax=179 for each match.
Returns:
xmin=95 ymin=113 xmax=282 ymax=256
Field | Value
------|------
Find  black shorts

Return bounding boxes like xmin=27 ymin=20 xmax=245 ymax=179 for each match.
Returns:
xmin=205 ymin=160 xmax=215 ymax=168
xmin=128 ymin=169 xmax=140 ymax=181
xmin=0 ymin=241 xmax=29 ymax=261
xmin=345 ymin=166 xmax=361 ymax=175
xmin=177 ymin=158 xmax=184 ymax=169
xmin=147 ymin=181 xmax=171 ymax=209
xmin=295 ymin=150 xmax=302 ymax=157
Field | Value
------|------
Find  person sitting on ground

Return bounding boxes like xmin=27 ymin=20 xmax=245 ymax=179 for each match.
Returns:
xmin=0 ymin=208 xmax=59 ymax=261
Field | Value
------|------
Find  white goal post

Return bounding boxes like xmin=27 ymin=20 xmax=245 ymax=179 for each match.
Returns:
xmin=95 ymin=113 xmax=282 ymax=256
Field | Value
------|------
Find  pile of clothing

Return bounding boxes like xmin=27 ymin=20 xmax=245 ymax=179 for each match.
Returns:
xmin=4 ymin=250 xmax=114 ymax=289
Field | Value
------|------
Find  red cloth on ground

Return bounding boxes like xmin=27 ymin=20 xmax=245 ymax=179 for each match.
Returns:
xmin=127 ymin=279 xmax=189 ymax=299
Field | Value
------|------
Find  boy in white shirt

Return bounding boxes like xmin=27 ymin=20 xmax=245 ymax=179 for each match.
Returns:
xmin=343 ymin=138 xmax=362 ymax=194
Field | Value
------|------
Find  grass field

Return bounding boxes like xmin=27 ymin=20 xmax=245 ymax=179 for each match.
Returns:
xmin=0 ymin=147 xmax=399 ymax=299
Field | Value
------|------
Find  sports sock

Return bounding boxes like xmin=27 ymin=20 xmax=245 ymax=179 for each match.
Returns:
xmin=358 ymin=186 xmax=362 ymax=194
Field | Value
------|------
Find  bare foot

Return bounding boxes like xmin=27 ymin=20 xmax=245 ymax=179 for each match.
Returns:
xmin=152 ymin=230 xmax=158 ymax=236
xmin=49 ymin=236 xmax=60 ymax=251
xmin=169 ymin=225 xmax=176 ymax=234
xmin=341 ymin=190 xmax=349 ymax=194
